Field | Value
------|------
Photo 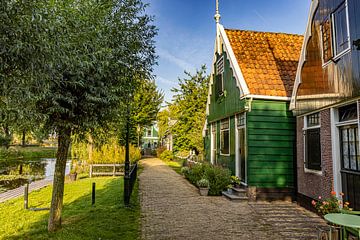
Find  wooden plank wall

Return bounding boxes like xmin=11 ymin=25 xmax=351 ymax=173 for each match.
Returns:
xmin=247 ymin=100 xmax=296 ymax=188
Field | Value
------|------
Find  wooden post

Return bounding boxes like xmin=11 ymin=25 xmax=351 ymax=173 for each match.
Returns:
xmin=90 ymin=165 xmax=93 ymax=178
xmin=92 ymin=182 xmax=95 ymax=206
xmin=24 ymin=183 xmax=29 ymax=209
xmin=113 ymin=164 xmax=116 ymax=176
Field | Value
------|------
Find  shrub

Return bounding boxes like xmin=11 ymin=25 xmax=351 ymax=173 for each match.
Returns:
xmin=160 ymin=150 xmax=174 ymax=161
xmin=204 ymin=166 xmax=231 ymax=195
xmin=197 ymin=178 xmax=209 ymax=188
xmin=156 ymin=146 xmax=166 ymax=158
xmin=184 ymin=163 xmax=231 ymax=196
xmin=180 ymin=166 xmax=190 ymax=176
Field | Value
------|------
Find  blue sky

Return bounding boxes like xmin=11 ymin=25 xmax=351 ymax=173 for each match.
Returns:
xmin=144 ymin=0 xmax=311 ymax=103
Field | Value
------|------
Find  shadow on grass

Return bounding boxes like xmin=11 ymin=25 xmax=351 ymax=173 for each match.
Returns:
xmin=6 ymin=177 xmax=140 ymax=240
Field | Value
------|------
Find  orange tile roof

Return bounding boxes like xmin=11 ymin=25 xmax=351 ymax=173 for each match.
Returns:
xmin=225 ymin=29 xmax=303 ymax=97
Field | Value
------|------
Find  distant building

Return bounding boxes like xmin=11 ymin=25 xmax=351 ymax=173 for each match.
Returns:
xmin=142 ymin=124 xmax=159 ymax=155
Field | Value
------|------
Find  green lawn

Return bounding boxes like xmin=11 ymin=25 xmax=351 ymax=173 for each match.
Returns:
xmin=163 ymin=158 xmax=184 ymax=174
xmin=0 ymin=146 xmax=57 ymax=161
xmin=0 ymin=177 xmax=140 ymax=240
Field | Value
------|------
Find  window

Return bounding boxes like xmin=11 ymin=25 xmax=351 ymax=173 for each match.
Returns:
xmin=333 ymin=2 xmax=350 ymax=56
xmin=321 ymin=1 xmax=350 ymax=63
xmin=304 ymin=113 xmax=322 ymax=171
xmin=215 ymin=57 xmax=224 ymax=99
xmin=321 ymin=18 xmax=333 ymax=63
xmin=338 ymin=103 xmax=360 ymax=173
xmin=220 ymin=118 xmax=230 ymax=155
xmin=237 ymin=113 xmax=246 ymax=127
xmin=147 ymin=129 xmax=152 ymax=137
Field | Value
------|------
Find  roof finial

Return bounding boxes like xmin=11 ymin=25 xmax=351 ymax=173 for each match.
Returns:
xmin=214 ymin=0 xmax=221 ymax=23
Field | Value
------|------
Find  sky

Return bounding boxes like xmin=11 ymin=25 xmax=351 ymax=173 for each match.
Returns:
xmin=144 ymin=0 xmax=311 ymax=103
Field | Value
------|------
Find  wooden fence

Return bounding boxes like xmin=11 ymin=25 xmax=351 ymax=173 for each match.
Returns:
xmin=89 ymin=164 xmax=125 ymax=178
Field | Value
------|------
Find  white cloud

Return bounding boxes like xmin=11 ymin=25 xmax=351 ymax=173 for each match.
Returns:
xmin=157 ymin=47 xmax=195 ymax=72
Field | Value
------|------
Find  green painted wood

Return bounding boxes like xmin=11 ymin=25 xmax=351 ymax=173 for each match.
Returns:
xmin=207 ymin=52 xmax=246 ymax=122
xmin=247 ymin=100 xmax=295 ymax=188
xmin=250 ymin=161 xmax=294 ymax=168
xmin=248 ymin=134 xmax=295 ymax=141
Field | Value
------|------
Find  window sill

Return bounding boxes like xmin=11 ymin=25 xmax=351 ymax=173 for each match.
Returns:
xmin=220 ymin=153 xmax=230 ymax=157
xmin=304 ymin=167 xmax=322 ymax=175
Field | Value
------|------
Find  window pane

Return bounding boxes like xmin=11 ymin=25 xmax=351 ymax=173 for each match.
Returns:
xmin=306 ymin=128 xmax=321 ymax=170
xmin=334 ymin=5 xmax=349 ymax=54
xmin=321 ymin=18 xmax=333 ymax=62
xmin=307 ymin=113 xmax=320 ymax=127
xmin=343 ymin=154 xmax=350 ymax=169
xmin=339 ymin=103 xmax=357 ymax=122
xmin=220 ymin=129 xmax=230 ymax=154
xmin=350 ymin=156 xmax=357 ymax=170
xmin=221 ymin=119 xmax=229 ymax=130
xmin=340 ymin=126 xmax=360 ymax=172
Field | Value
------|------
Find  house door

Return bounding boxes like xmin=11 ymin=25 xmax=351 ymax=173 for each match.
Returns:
xmin=339 ymin=125 xmax=360 ymax=210
xmin=236 ymin=113 xmax=247 ymax=184
xmin=211 ymin=123 xmax=217 ymax=165
xmin=238 ymin=128 xmax=246 ymax=184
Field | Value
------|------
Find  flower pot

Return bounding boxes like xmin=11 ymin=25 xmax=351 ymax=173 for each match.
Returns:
xmin=69 ymin=173 xmax=77 ymax=181
xmin=199 ymin=187 xmax=209 ymax=196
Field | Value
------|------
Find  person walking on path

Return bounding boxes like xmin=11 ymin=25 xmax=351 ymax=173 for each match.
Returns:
xmin=139 ymin=158 xmax=327 ymax=240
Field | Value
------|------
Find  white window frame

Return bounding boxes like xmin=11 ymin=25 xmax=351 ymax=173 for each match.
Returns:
xmin=332 ymin=101 xmax=360 ymax=197
xmin=303 ymin=112 xmax=322 ymax=175
xmin=220 ymin=117 xmax=230 ymax=156
xmin=321 ymin=0 xmax=351 ymax=67
xmin=332 ymin=0 xmax=351 ymax=60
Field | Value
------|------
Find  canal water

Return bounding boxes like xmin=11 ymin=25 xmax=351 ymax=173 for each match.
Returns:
xmin=0 ymin=158 xmax=71 ymax=193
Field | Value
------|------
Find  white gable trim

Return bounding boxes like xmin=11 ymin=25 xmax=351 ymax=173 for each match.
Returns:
xmin=241 ymin=95 xmax=291 ymax=101
xmin=219 ymin=25 xmax=250 ymax=96
xmin=290 ymin=0 xmax=319 ymax=110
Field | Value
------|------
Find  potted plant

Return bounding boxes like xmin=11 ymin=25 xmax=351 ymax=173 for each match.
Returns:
xmin=230 ymin=175 xmax=241 ymax=188
xmin=197 ymin=178 xmax=209 ymax=196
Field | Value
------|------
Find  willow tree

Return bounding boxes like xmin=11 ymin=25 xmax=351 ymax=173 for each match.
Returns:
xmin=1 ymin=0 xmax=156 ymax=231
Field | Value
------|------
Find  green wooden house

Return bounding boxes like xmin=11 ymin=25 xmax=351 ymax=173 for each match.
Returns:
xmin=203 ymin=17 xmax=303 ymax=199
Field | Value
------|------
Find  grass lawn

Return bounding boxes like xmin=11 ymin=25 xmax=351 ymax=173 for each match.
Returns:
xmin=0 ymin=146 xmax=57 ymax=161
xmin=0 ymin=177 xmax=140 ymax=240
xmin=163 ymin=158 xmax=184 ymax=174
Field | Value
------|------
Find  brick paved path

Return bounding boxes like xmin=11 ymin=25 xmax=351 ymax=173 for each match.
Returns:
xmin=139 ymin=158 xmax=328 ymax=240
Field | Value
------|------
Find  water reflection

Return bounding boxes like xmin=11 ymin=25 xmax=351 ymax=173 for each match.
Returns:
xmin=0 ymin=158 xmax=70 ymax=193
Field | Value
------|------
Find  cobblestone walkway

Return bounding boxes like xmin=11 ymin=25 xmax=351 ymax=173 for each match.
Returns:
xmin=139 ymin=158 xmax=327 ymax=240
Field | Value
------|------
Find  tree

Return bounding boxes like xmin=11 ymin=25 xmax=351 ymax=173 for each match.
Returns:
xmin=131 ymin=79 xmax=163 ymax=146
xmin=169 ymin=65 xmax=209 ymax=153
xmin=1 ymin=0 xmax=157 ymax=231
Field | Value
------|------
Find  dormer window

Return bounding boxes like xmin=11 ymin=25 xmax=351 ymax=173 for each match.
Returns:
xmin=215 ymin=56 xmax=224 ymax=99
xmin=321 ymin=0 xmax=350 ymax=65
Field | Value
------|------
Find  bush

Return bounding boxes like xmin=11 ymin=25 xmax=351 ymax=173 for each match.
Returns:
xmin=156 ymin=146 xmax=166 ymax=158
xmin=184 ymin=163 xmax=231 ymax=196
xmin=160 ymin=150 xmax=173 ymax=161
xmin=197 ymin=178 xmax=209 ymax=188
xmin=180 ymin=166 xmax=190 ymax=176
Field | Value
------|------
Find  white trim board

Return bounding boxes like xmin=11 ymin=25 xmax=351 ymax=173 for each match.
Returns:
xmin=290 ymin=0 xmax=319 ymax=110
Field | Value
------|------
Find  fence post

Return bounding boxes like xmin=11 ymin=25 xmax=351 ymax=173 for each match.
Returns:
xmin=113 ymin=164 xmax=116 ymax=176
xmin=90 ymin=165 xmax=93 ymax=178
xmin=24 ymin=184 xmax=29 ymax=209
xmin=92 ymin=182 xmax=95 ymax=206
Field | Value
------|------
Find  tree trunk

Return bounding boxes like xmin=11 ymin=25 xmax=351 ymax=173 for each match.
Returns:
xmin=48 ymin=127 xmax=71 ymax=232
xmin=22 ymin=129 xmax=26 ymax=147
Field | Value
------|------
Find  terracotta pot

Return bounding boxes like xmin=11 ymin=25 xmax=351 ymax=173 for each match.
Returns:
xmin=199 ymin=187 xmax=209 ymax=196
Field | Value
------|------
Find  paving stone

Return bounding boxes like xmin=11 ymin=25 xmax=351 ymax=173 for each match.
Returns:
xmin=139 ymin=158 xmax=327 ymax=240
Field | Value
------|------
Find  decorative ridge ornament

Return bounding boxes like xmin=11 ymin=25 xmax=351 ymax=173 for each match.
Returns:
xmin=214 ymin=0 xmax=221 ymax=23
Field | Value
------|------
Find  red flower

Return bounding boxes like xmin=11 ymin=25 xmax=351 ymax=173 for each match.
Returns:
xmin=331 ymin=191 xmax=336 ymax=196
xmin=311 ymin=200 xmax=316 ymax=206
xmin=318 ymin=196 xmax=322 ymax=200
